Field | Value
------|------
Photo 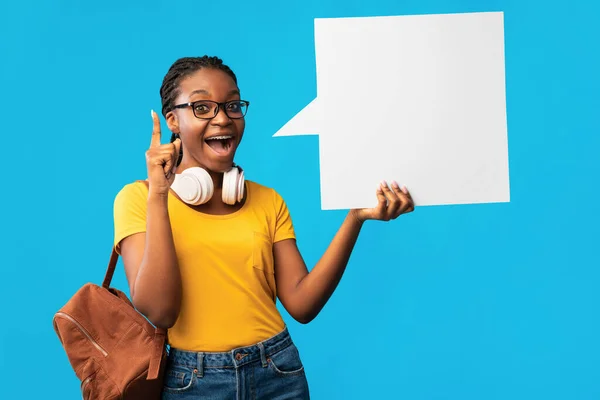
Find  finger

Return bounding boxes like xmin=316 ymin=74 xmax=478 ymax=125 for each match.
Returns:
xmin=371 ymin=184 xmax=387 ymax=219
xmin=150 ymin=110 xmax=162 ymax=148
xmin=381 ymin=181 xmax=400 ymax=220
xmin=148 ymin=144 xmax=176 ymax=177
xmin=391 ymin=181 xmax=413 ymax=216
xmin=401 ymin=185 xmax=413 ymax=201
xmin=391 ymin=181 xmax=410 ymax=208
xmin=400 ymin=185 xmax=415 ymax=213
xmin=161 ymin=142 xmax=179 ymax=176
xmin=376 ymin=184 xmax=387 ymax=206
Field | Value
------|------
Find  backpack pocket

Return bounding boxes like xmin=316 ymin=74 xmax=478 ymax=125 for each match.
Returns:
xmin=79 ymin=357 xmax=120 ymax=400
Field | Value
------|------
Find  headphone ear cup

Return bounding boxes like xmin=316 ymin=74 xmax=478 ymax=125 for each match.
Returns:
xmin=171 ymin=167 xmax=214 ymax=205
xmin=222 ymin=166 xmax=245 ymax=205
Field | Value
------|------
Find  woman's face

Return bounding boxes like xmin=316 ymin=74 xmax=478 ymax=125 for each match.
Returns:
xmin=166 ymin=68 xmax=246 ymax=174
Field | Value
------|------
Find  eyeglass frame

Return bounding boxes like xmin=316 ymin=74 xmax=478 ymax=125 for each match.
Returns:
xmin=171 ymin=99 xmax=250 ymax=120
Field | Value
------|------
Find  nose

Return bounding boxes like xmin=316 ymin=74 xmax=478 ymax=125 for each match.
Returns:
xmin=210 ymin=104 xmax=232 ymax=126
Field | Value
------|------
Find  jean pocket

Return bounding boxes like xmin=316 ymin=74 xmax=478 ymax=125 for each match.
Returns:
xmin=267 ymin=343 xmax=306 ymax=377
xmin=162 ymin=364 xmax=196 ymax=393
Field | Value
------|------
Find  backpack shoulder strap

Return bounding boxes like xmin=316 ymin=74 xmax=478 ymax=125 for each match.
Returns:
xmin=102 ymin=247 xmax=119 ymax=289
xmin=148 ymin=328 xmax=168 ymax=379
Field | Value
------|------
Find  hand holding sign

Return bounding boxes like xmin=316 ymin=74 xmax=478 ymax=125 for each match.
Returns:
xmin=351 ymin=181 xmax=414 ymax=223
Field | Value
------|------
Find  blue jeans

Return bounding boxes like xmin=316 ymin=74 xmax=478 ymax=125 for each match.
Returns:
xmin=161 ymin=327 xmax=310 ymax=400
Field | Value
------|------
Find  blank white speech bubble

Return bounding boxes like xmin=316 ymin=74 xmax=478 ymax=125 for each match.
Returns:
xmin=274 ymin=11 xmax=510 ymax=210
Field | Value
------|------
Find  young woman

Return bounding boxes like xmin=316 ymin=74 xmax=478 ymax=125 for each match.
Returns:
xmin=113 ymin=56 xmax=414 ymax=400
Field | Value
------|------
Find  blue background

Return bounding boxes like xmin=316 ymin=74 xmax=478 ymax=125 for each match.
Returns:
xmin=1 ymin=0 xmax=599 ymax=398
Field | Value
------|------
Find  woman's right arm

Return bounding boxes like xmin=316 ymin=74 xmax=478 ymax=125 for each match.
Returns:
xmin=119 ymin=111 xmax=183 ymax=329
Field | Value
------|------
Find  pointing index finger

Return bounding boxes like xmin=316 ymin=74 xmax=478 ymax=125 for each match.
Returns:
xmin=150 ymin=110 xmax=161 ymax=148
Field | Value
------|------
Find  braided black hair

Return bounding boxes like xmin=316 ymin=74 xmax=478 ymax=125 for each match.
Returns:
xmin=159 ymin=56 xmax=238 ymax=165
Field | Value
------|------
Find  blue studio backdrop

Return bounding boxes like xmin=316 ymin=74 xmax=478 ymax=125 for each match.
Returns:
xmin=1 ymin=0 xmax=598 ymax=399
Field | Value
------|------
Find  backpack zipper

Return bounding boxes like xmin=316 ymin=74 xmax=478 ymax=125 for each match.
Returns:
xmin=81 ymin=375 xmax=92 ymax=398
xmin=54 ymin=312 xmax=108 ymax=357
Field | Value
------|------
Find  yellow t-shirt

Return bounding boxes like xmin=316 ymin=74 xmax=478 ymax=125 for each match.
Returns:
xmin=112 ymin=180 xmax=295 ymax=352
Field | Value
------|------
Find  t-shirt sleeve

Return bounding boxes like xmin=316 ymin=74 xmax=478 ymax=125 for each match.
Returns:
xmin=113 ymin=182 xmax=148 ymax=254
xmin=272 ymin=189 xmax=296 ymax=243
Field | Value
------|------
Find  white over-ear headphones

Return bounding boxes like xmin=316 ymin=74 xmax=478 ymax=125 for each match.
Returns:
xmin=170 ymin=165 xmax=245 ymax=206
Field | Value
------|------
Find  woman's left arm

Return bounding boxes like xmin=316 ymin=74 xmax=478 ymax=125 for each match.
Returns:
xmin=274 ymin=180 xmax=414 ymax=324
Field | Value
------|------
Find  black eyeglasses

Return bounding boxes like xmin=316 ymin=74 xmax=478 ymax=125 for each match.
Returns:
xmin=172 ymin=100 xmax=250 ymax=120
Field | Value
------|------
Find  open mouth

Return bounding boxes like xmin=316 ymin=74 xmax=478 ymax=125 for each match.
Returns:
xmin=204 ymin=135 xmax=235 ymax=156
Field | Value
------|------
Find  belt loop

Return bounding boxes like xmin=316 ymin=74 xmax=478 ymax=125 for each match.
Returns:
xmin=257 ymin=342 xmax=268 ymax=368
xmin=197 ymin=352 xmax=205 ymax=377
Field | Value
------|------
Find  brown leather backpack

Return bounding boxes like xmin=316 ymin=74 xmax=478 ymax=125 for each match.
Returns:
xmin=53 ymin=248 xmax=168 ymax=399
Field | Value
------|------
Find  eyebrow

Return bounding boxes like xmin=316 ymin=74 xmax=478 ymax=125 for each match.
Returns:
xmin=189 ymin=89 xmax=240 ymax=98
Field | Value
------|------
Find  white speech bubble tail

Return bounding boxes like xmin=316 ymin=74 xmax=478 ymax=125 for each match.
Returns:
xmin=272 ymin=97 xmax=320 ymax=137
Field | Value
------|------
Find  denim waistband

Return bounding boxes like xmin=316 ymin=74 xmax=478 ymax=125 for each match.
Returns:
xmin=167 ymin=327 xmax=293 ymax=371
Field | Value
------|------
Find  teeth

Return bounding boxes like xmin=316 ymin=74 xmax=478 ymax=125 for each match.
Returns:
xmin=206 ymin=135 xmax=232 ymax=141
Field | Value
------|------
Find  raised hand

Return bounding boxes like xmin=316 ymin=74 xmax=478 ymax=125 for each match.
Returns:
xmin=145 ymin=110 xmax=182 ymax=196
xmin=351 ymin=181 xmax=415 ymax=223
